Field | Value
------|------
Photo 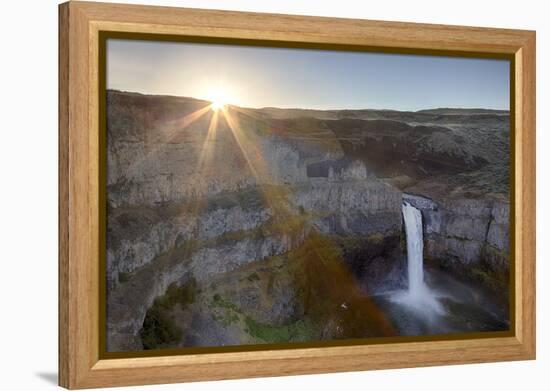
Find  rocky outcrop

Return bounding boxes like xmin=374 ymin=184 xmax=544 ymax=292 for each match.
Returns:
xmin=306 ymin=157 xmax=368 ymax=180
xmin=403 ymin=193 xmax=509 ymax=294
xmin=293 ymin=179 xmax=401 ymax=236
xmin=106 ymin=189 xmax=271 ymax=286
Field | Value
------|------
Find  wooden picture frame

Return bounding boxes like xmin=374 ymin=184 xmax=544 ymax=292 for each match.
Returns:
xmin=59 ymin=1 xmax=536 ymax=389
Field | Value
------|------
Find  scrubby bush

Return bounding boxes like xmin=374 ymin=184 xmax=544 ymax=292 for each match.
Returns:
xmin=118 ymin=271 xmax=131 ymax=283
xmin=139 ymin=279 xmax=198 ymax=349
xmin=140 ymin=306 xmax=182 ymax=350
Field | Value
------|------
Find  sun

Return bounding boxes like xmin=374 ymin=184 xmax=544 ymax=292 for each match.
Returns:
xmin=211 ymin=99 xmax=226 ymax=111
xmin=206 ymin=87 xmax=232 ymax=111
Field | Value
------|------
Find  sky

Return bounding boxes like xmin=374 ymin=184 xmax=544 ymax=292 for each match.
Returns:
xmin=107 ymin=39 xmax=510 ymax=111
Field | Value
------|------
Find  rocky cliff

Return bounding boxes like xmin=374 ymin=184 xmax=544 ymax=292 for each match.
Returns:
xmin=106 ymin=90 xmax=510 ymax=351
xmin=403 ymin=193 xmax=509 ymax=302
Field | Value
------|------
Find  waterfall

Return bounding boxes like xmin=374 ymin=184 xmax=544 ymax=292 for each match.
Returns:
xmin=402 ymin=202 xmax=424 ymax=297
xmin=391 ymin=200 xmax=443 ymax=315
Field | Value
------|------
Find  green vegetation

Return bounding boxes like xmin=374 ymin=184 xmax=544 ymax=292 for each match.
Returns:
xmin=262 ymin=213 xmax=308 ymax=236
xmin=331 ymin=232 xmax=390 ymax=251
xmin=469 ymin=268 xmax=502 ymax=292
xmin=435 ymin=244 xmax=509 ymax=304
xmin=212 ymin=312 xmax=240 ymax=327
xmin=210 ymin=293 xmax=240 ymax=312
xmin=247 ymin=272 xmax=260 ymax=282
xmin=209 ymin=293 xmax=243 ymax=326
xmin=468 ymin=257 xmax=509 ymax=299
xmin=118 ymin=271 xmax=131 ymax=283
xmin=245 ymin=317 xmax=315 ymax=343
xmin=140 ymin=305 xmax=182 ymax=350
xmin=368 ymin=233 xmax=385 ymax=245
xmin=139 ymin=279 xmax=197 ymax=349
xmin=155 ymin=279 xmax=197 ymax=309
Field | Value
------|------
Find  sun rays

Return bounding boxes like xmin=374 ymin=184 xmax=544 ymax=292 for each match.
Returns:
xmin=172 ymin=105 xmax=212 ymax=132
xmin=122 ymin=93 xmax=293 ymax=221
xmin=123 ymin=98 xmax=231 ymax=181
xmin=123 ymin=104 xmax=212 ymax=179
xmin=197 ymin=109 xmax=219 ymax=171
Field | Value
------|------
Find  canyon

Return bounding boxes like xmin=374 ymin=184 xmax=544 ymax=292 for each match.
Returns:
xmin=106 ymin=90 xmax=510 ymax=351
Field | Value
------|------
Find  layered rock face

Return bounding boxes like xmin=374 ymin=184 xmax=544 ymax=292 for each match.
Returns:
xmin=106 ymin=91 xmax=510 ymax=351
xmin=106 ymin=91 xmax=404 ymax=351
xmin=403 ymin=193 xmax=509 ymax=304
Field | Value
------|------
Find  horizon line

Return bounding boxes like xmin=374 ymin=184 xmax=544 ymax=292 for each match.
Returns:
xmin=107 ymin=89 xmax=510 ymax=114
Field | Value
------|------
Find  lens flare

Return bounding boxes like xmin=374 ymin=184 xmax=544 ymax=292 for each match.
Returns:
xmin=207 ymin=87 xmax=232 ymax=111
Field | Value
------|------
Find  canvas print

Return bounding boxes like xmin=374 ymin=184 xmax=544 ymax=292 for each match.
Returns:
xmin=105 ymin=39 xmax=511 ymax=352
